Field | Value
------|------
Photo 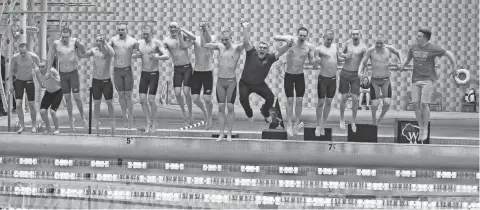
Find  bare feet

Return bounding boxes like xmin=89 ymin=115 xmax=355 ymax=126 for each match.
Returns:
xmin=183 ymin=113 xmax=189 ymax=126
xmin=69 ymin=119 xmax=75 ymax=131
xmin=203 ymin=113 xmax=209 ymax=129
xmin=145 ymin=126 xmax=151 ymax=134
xmin=188 ymin=114 xmax=194 ymax=125
xmin=377 ymin=116 xmax=384 ymax=125
xmin=31 ymin=126 xmax=37 ymax=133
xmin=95 ymin=123 xmax=100 ymax=136
xmin=137 ymin=124 xmax=150 ymax=133
xmin=315 ymin=126 xmax=321 ymax=136
xmin=286 ymin=124 xmax=293 ymax=137
xmin=351 ymin=122 xmax=357 ymax=133
xmin=82 ymin=118 xmax=88 ymax=130
xmin=150 ymin=122 xmax=157 ymax=133
xmin=144 ymin=122 xmax=152 ymax=134
xmin=339 ymin=120 xmax=346 ymax=130
xmin=206 ymin=117 xmax=213 ymax=130
xmin=226 ymin=133 xmax=232 ymax=142
xmin=43 ymin=127 xmax=51 ymax=134
xmin=293 ymin=121 xmax=300 ymax=135
xmin=315 ymin=125 xmax=325 ymax=136
xmin=128 ymin=115 xmax=133 ymax=129
xmin=110 ymin=125 xmax=115 ymax=136
xmin=123 ymin=114 xmax=129 ymax=128
xmin=216 ymin=133 xmax=224 ymax=142
xmin=420 ymin=127 xmax=428 ymax=142
xmin=417 ymin=128 xmax=423 ymax=144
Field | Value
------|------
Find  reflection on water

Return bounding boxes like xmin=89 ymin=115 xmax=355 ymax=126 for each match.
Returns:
xmin=0 ymin=156 xmax=478 ymax=209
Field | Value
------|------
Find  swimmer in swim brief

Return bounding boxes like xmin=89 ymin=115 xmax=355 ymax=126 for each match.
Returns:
xmin=201 ymin=20 xmax=248 ymax=142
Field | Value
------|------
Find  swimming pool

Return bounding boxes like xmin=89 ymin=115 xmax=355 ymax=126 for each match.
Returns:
xmin=0 ymin=133 xmax=478 ymax=209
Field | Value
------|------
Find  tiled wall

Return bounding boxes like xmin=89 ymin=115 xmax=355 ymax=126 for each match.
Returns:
xmin=32 ymin=0 xmax=479 ymax=112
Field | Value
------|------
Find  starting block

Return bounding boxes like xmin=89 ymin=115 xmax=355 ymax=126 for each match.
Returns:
xmin=262 ymin=129 xmax=288 ymax=140
xmin=347 ymin=124 xmax=378 ymax=143
xmin=395 ymin=119 xmax=430 ymax=144
xmin=303 ymin=126 xmax=332 ymax=141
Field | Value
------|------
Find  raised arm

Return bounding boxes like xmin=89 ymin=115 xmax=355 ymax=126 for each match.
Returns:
xmin=200 ymin=29 xmax=207 ymax=47
xmin=233 ymin=19 xmax=250 ymax=52
xmin=308 ymin=44 xmax=317 ymax=68
xmin=202 ymin=42 xmax=220 ymax=49
xmin=275 ymin=41 xmax=293 ymax=59
xmin=180 ymin=27 xmax=196 ymax=40
xmin=108 ymin=37 xmax=115 ymax=48
xmin=358 ymin=47 xmax=373 ymax=75
xmin=338 ymin=40 xmax=351 ymax=59
xmin=103 ymin=38 xmax=115 ymax=57
xmin=78 ymin=47 xmax=94 ymax=58
xmin=178 ymin=27 xmax=195 ymax=49
xmin=205 ymin=33 xmax=214 ymax=44
xmin=45 ymin=41 xmax=57 ymax=73
xmin=273 ymin=35 xmax=293 ymax=42
xmin=201 ymin=24 xmax=220 ymax=50
xmin=240 ymin=20 xmax=252 ymax=51
xmin=152 ymin=40 xmax=170 ymax=60
xmin=74 ymin=39 xmax=87 ymax=56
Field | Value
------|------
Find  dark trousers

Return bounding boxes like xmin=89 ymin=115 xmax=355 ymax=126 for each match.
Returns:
xmin=239 ymin=79 xmax=274 ymax=118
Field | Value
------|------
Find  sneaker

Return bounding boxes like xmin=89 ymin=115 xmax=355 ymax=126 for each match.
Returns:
xmin=358 ymin=107 xmax=362 ymax=110
xmin=31 ymin=126 xmax=37 ymax=133
xmin=53 ymin=130 xmax=60 ymax=135
xmin=366 ymin=106 xmax=370 ymax=110
xmin=17 ymin=126 xmax=24 ymax=134
xmin=43 ymin=127 xmax=51 ymax=134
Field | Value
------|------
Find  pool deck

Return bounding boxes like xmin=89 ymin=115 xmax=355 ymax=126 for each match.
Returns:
xmin=0 ymin=104 xmax=478 ymax=141
xmin=0 ymin=105 xmax=478 ymax=209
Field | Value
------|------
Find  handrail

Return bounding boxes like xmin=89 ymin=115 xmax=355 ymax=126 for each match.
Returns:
xmin=4 ymin=10 xmax=113 ymax=14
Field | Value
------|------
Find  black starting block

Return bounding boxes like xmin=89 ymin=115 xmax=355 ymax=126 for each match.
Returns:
xmin=262 ymin=129 xmax=288 ymax=140
xmin=212 ymin=133 xmax=239 ymax=138
xmin=394 ymin=119 xmax=430 ymax=144
xmin=347 ymin=124 xmax=378 ymax=143
xmin=303 ymin=126 xmax=332 ymax=141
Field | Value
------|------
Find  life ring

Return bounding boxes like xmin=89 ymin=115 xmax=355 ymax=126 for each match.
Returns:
xmin=455 ymin=69 xmax=470 ymax=85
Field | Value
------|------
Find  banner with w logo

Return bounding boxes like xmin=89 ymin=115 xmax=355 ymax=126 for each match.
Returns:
xmin=395 ymin=120 xmax=430 ymax=144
